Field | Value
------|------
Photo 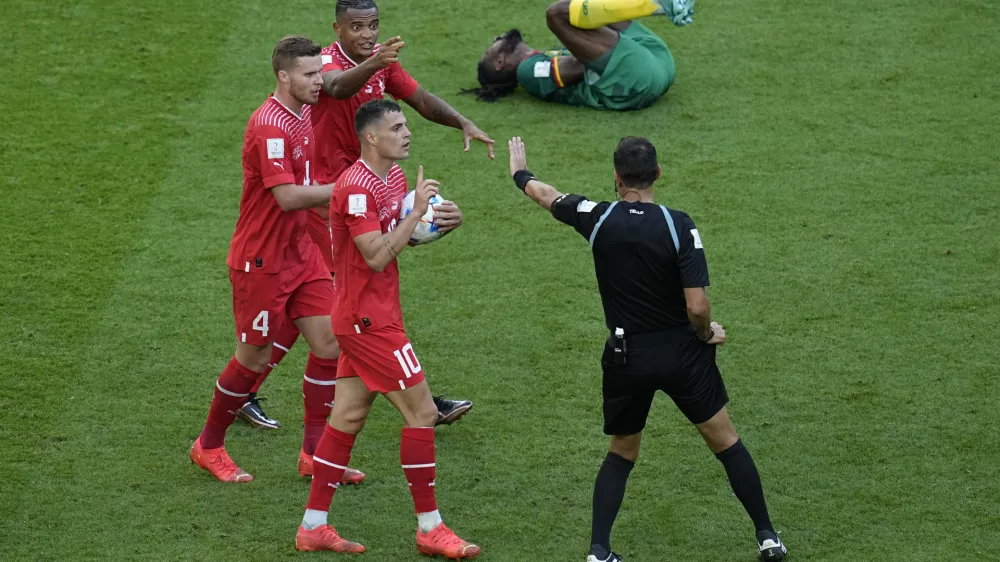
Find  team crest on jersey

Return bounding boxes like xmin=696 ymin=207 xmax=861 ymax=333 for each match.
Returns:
xmin=293 ymin=146 xmax=303 ymax=160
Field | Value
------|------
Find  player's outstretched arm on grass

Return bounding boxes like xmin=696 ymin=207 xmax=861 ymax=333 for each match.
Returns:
xmin=507 ymin=137 xmax=563 ymax=210
xmin=270 ymin=182 xmax=335 ymax=211
xmin=402 ymin=87 xmax=495 ymax=159
xmin=352 ymin=166 xmax=438 ymax=272
xmin=323 ymin=36 xmax=405 ymax=100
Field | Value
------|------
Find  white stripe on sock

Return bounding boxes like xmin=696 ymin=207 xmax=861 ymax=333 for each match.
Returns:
xmin=273 ymin=342 xmax=290 ymax=352
xmin=215 ymin=380 xmax=249 ymax=398
xmin=401 ymin=463 xmax=436 ymax=469
xmin=303 ymin=375 xmax=337 ymax=386
xmin=313 ymin=456 xmax=347 ymax=470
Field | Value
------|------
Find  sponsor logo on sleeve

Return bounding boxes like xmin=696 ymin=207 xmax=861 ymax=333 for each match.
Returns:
xmin=266 ymin=138 xmax=284 ymax=159
xmin=577 ymin=200 xmax=597 ymax=213
xmin=533 ymin=60 xmax=552 ymax=78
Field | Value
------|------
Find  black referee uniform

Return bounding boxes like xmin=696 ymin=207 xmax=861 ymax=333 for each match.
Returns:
xmin=550 ymin=194 xmax=728 ymax=435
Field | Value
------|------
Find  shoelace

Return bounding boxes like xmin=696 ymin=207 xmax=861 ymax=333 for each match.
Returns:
xmin=210 ymin=453 xmax=241 ymax=475
xmin=432 ymin=526 xmax=466 ymax=549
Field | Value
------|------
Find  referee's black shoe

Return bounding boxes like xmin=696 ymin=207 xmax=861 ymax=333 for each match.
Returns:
xmin=757 ymin=531 xmax=788 ymax=561
xmin=237 ymin=394 xmax=281 ymax=430
xmin=433 ymin=395 xmax=473 ymax=426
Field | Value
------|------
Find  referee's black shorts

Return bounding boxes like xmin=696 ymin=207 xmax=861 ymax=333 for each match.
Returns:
xmin=600 ymin=326 xmax=729 ymax=436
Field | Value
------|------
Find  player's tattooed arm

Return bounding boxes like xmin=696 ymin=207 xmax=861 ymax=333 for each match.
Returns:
xmin=270 ymin=183 xmax=335 ymax=211
xmin=402 ymin=87 xmax=496 ymax=159
xmin=352 ymin=166 xmax=439 ymax=272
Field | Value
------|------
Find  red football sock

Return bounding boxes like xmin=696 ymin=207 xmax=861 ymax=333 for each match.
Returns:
xmin=401 ymin=427 xmax=438 ymax=513
xmin=250 ymin=323 xmax=300 ymax=392
xmin=302 ymin=353 xmax=338 ymax=454
xmin=198 ymin=357 xmax=261 ymax=449
xmin=305 ymin=425 xmax=356 ymax=512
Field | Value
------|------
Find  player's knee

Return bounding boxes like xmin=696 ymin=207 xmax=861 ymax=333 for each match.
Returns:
xmin=333 ymin=404 xmax=369 ymax=433
xmin=311 ymin=334 xmax=341 ymax=359
xmin=546 ymin=0 xmax=571 ymax=30
xmin=235 ymin=345 xmax=271 ymax=373
xmin=403 ymin=402 xmax=438 ymax=428
xmin=610 ymin=434 xmax=642 ymax=462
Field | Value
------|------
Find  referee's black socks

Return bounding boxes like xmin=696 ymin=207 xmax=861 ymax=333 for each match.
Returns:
xmin=590 ymin=451 xmax=635 ymax=557
xmin=715 ymin=439 xmax=775 ymax=533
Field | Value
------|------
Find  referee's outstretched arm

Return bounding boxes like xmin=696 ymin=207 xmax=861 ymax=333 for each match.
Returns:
xmin=507 ymin=137 xmax=565 ymax=209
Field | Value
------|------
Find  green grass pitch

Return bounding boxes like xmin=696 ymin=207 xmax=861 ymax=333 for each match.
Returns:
xmin=1 ymin=0 xmax=998 ymax=560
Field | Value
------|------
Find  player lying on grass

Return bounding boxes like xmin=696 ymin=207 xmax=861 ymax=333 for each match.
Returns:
xmin=295 ymin=99 xmax=479 ymax=559
xmin=464 ymin=0 xmax=694 ymax=110
xmin=239 ymin=0 xmax=484 ymax=433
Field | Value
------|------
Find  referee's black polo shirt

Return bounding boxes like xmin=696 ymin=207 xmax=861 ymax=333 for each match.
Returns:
xmin=550 ymin=194 xmax=710 ymax=334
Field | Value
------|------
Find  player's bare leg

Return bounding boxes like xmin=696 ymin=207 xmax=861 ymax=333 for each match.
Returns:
xmin=297 ymin=376 xmax=374 ymax=553
xmin=384 ymin=381 xmax=481 ymax=559
xmin=588 ymin=432 xmax=641 ymax=561
xmin=239 ymin=322 xmax=300 ymax=429
xmin=294 ymin=314 xmax=365 ymax=484
xmin=697 ymin=408 xmax=786 ymax=561
xmin=191 ymin=342 xmax=271 ymax=483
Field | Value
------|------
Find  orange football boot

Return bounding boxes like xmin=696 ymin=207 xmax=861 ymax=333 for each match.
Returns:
xmin=295 ymin=525 xmax=366 ymax=553
xmin=416 ymin=524 xmax=481 ymax=559
xmin=298 ymin=450 xmax=367 ymax=484
xmin=190 ymin=439 xmax=253 ymax=483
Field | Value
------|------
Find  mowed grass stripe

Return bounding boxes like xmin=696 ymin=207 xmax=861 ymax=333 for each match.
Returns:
xmin=0 ymin=1 xmax=297 ymax=558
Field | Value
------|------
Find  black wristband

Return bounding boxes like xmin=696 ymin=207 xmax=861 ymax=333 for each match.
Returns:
xmin=513 ymin=169 xmax=536 ymax=192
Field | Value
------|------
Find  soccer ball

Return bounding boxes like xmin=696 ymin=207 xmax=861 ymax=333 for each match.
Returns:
xmin=399 ymin=190 xmax=445 ymax=245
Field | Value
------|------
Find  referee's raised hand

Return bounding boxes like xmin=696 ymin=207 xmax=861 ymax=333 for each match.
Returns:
xmin=508 ymin=137 xmax=528 ymax=177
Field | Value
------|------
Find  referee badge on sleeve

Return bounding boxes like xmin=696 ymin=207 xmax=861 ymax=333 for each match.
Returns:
xmin=691 ymin=229 xmax=703 ymax=249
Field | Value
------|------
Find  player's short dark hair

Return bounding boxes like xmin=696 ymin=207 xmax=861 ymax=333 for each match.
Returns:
xmin=614 ymin=137 xmax=659 ymax=188
xmin=271 ymin=35 xmax=322 ymax=75
xmin=336 ymin=0 xmax=378 ymax=19
xmin=355 ymin=99 xmax=402 ymax=138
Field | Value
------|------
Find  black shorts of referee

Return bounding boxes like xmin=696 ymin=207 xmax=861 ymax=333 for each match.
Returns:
xmin=601 ymin=325 xmax=728 ymax=435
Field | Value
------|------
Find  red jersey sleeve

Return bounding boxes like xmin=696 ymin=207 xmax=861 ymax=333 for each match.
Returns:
xmin=252 ymin=125 xmax=296 ymax=189
xmin=385 ymin=62 xmax=419 ymax=100
xmin=321 ymin=53 xmax=344 ymax=74
xmin=337 ymin=184 xmax=382 ymax=238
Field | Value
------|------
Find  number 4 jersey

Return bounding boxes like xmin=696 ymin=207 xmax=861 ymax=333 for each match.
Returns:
xmin=227 ymin=95 xmax=322 ymax=274
xmin=329 ymin=159 xmax=408 ymax=336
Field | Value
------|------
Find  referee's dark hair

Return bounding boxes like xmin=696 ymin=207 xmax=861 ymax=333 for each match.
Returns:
xmin=336 ymin=0 xmax=378 ymax=18
xmin=614 ymin=136 xmax=660 ymax=188
xmin=355 ymin=98 xmax=402 ymax=138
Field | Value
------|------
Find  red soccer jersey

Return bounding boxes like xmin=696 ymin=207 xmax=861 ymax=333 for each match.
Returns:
xmin=227 ymin=95 xmax=319 ymax=273
xmin=306 ymin=42 xmax=419 ymax=273
xmin=313 ymin=41 xmax=419 ymax=185
xmin=329 ymin=159 xmax=409 ymax=335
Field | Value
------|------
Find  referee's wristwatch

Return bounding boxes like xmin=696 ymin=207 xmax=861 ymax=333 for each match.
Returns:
xmin=699 ymin=327 xmax=715 ymax=343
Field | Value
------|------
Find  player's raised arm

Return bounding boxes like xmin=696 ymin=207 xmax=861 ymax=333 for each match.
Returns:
xmin=507 ymin=137 xmax=563 ymax=209
xmin=402 ymin=87 xmax=495 ymax=159
xmin=323 ymin=36 xmax=404 ymax=99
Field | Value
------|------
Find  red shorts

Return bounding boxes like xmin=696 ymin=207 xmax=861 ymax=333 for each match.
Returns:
xmin=230 ymin=261 xmax=333 ymax=346
xmin=336 ymin=325 xmax=426 ymax=393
